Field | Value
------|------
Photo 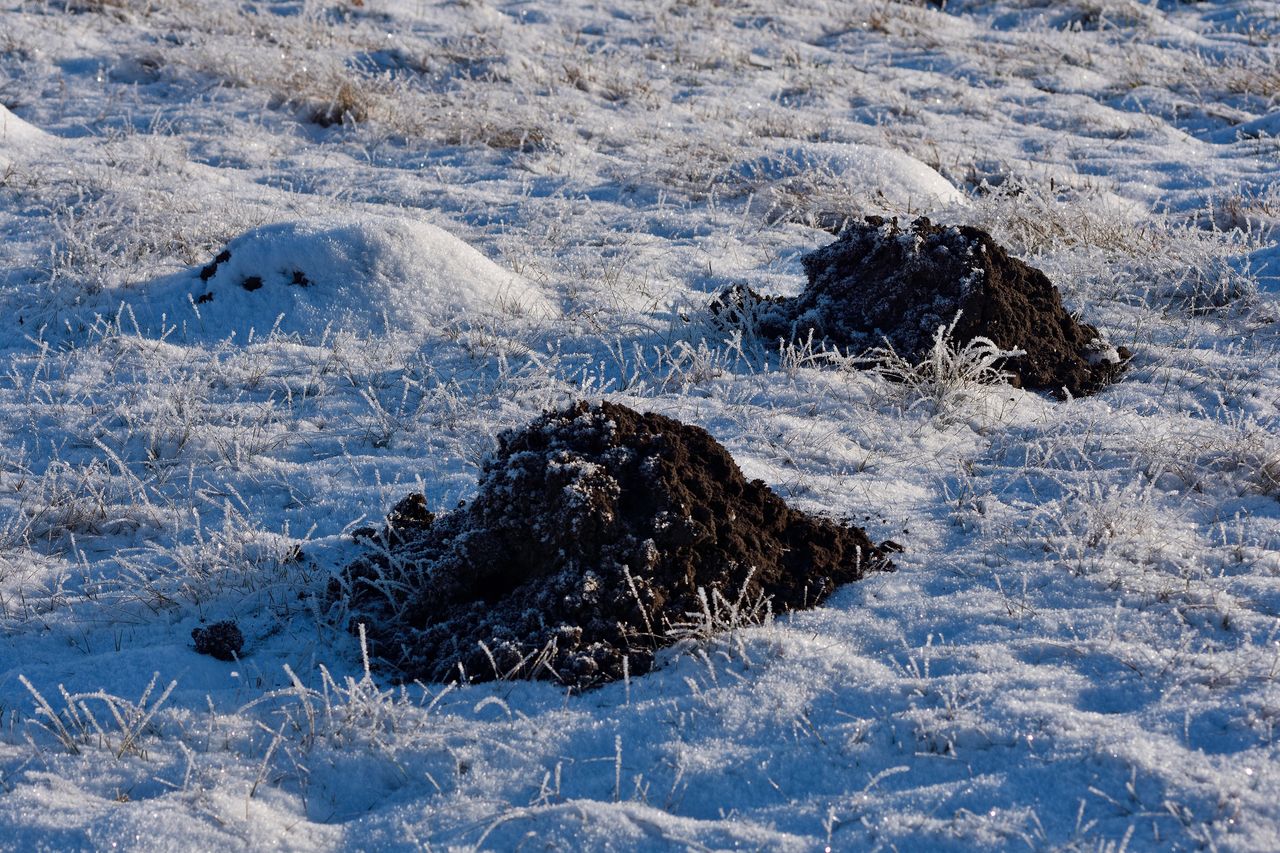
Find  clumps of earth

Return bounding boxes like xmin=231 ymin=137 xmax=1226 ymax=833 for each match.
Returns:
xmin=714 ymin=217 xmax=1130 ymax=398
xmin=338 ymin=401 xmax=895 ymax=689
xmin=191 ymin=620 xmax=244 ymax=661
xmin=195 ymin=248 xmax=310 ymax=303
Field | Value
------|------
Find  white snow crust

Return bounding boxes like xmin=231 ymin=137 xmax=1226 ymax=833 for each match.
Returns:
xmin=742 ymin=142 xmax=967 ymax=211
xmin=0 ymin=104 xmax=50 ymax=146
xmin=0 ymin=104 xmax=55 ymax=169
xmin=0 ymin=0 xmax=1277 ymax=849
xmin=116 ymin=215 xmax=558 ymax=342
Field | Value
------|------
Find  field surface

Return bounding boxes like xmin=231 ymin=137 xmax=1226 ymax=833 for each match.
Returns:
xmin=1 ymin=0 xmax=1279 ymax=848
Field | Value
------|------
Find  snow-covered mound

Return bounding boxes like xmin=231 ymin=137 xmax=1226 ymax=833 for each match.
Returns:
xmin=0 ymin=104 xmax=51 ymax=145
xmin=0 ymin=105 xmax=54 ymax=167
xmin=740 ymin=142 xmax=966 ymax=211
xmin=115 ymin=215 xmax=558 ymax=342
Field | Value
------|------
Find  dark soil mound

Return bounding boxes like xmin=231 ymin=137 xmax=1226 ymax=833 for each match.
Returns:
xmin=715 ymin=217 xmax=1129 ymax=398
xmin=192 ymin=620 xmax=244 ymax=661
xmin=339 ymin=401 xmax=894 ymax=689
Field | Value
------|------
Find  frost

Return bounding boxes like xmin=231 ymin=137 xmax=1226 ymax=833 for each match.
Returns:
xmin=0 ymin=0 xmax=1276 ymax=848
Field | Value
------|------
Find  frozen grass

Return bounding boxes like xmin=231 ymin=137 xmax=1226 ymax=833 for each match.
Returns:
xmin=0 ymin=0 xmax=1277 ymax=848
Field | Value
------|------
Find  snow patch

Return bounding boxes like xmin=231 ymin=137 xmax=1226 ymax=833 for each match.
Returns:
xmin=0 ymin=104 xmax=50 ymax=145
xmin=1209 ymin=109 xmax=1280 ymax=144
xmin=112 ymin=215 xmax=559 ymax=342
xmin=740 ymin=142 xmax=966 ymax=211
xmin=0 ymin=105 xmax=55 ymax=168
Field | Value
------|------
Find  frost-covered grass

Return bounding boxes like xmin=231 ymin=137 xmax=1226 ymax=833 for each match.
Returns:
xmin=0 ymin=0 xmax=1278 ymax=848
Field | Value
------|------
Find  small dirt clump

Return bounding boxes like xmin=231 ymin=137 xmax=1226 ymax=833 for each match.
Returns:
xmin=715 ymin=217 xmax=1129 ymax=397
xmin=192 ymin=621 xmax=244 ymax=661
xmin=339 ymin=401 xmax=894 ymax=689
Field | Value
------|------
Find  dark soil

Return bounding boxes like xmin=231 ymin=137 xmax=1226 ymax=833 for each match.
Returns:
xmin=338 ymin=401 xmax=895 ymax=689
xmin=194 ymin=246 xmax=311 ymax=299
xmin=199 ymin=249 xmax=231 ymax=281
xmin=714 ymin=217 xmax=1129 ymax=398
xmin=192 ymin=620 xmax=244 ymax=661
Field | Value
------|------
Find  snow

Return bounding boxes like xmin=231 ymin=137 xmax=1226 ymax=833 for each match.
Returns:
xmin=0 ymin=0 xmax=1277 ymax=849
xmin=112 ymin=215 xmax=559 ymax=343
xmin=740 ymin=142 xmax=967 ymax=212
xmin=0 ymin=104 xmax=56 ymax=170
xmin=0 ymin=104 xmax=50 ymax=147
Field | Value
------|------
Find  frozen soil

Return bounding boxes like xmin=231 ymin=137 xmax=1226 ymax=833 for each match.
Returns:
xmin=718 ymin=217 xmax=1131 ymax=397
xmin=342 ymin=401 xmax=894 ymax=688
xmin=190 ymin=620 xmax=245 ymax=661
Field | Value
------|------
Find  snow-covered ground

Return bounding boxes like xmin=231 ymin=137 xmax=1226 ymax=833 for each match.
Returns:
xmin=0 ymin=0 xmax=1278 ymax=847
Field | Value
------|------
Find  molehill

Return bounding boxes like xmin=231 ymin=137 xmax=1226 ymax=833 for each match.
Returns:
xmin=715 ymin=217 xmax=1129 ymax=398
xmin=338 ymin=401 xmax=895 ymax=689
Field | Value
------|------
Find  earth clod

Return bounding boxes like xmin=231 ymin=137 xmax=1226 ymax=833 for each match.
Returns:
xmin=191 ymin=620 xmax=244 ymax=661
xmin=716 ymin=216 xmax=1129 ymax=398
xmin=339 ymin=401 xmax=894 ymax=689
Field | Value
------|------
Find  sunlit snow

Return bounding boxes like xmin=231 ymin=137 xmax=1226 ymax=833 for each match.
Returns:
xmin=0 ymin=0 xmax=1277 ymax=849
xmin=114 ymin=215 xmax=559 ymax=342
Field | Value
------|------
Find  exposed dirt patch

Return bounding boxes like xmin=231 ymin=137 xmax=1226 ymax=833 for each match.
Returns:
xmin=338 ymin=401 xmax=895 ymax=689
xmin=715 ymin=217 xmax=1130 ymax=398
xmin=197 ymin=246 xmax=312 ymax=298
xmin=191 ymin=620 xmax=244 ymax=661
xmin=199 ymin=249 xmax=231 ymax=282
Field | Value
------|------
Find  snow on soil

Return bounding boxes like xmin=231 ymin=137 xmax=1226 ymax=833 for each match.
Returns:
xmin=739 ymin=142 xmax=968 ymax=212
xmin=0 ymin=104 xmax=51 ymax=146
xmin=0 ymin=104 xmax=56 ymax=170
xmin=112 ymin=215 xmax=559 ymax=343
xmin=0 ymin=0 xmax=1277 ymax=849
